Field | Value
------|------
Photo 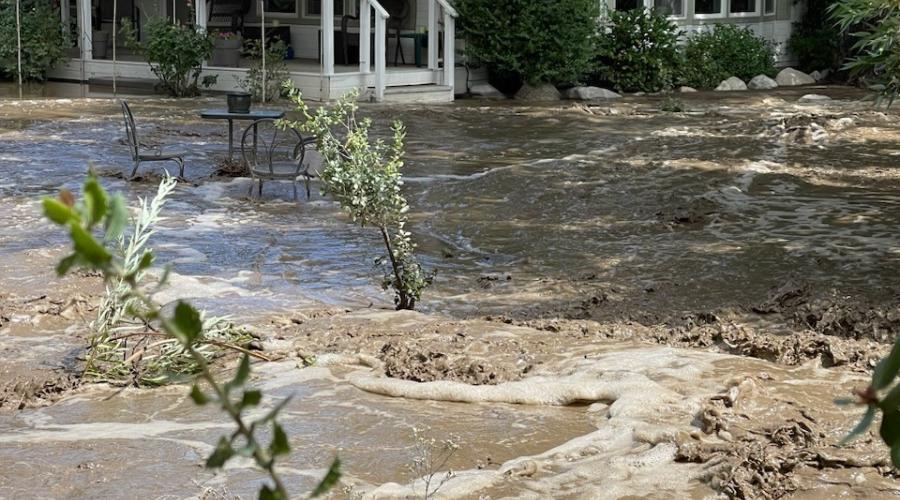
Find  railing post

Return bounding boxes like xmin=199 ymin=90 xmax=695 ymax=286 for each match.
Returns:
xmin=442 ymin=11 xmax=454 ymax=91
xmin=359 ymin=0 xmax=371 ymax=73
xmin=427 ymin=0 xmax=437 ymax=72
xmin=374 ymin=13 xmax=386 ymax=102
xmin=322 ymin=0 xmax=335 ymax=76
xmin=195 ymin=0 xmax=207 ymax=31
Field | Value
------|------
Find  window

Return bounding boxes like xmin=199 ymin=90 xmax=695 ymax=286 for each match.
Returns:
xmin=306 ymin=0 xmax=345 ymax=16
xmin=694 ymin=0 xmax=722 ymax=15
xmin=764 ymin=0 xmax=775 ymax=14
xmin=263 ymin=0 xmax=298 ymax=17
xmin=654 ymin=0 xmax=684 ymax=16
xmin=730 ymin=0 xmax=757 ymax=14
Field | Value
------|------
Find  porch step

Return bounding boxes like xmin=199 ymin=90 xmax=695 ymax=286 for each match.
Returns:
xmin=379 ymin=84 xmax=454 ymax=104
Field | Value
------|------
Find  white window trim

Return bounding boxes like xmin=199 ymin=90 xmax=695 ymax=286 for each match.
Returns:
xmin=763 ymin=0 xmax=776 ymax=15
xmin=729 ymin=0 xmax=761 ymax=17
xmin=693 ymin=0 xmax=725 ymax=19
xmin=652 ymin=0 xmax=687 ymax=19
xmin=260 ymin=0 xmax=299 ymax=18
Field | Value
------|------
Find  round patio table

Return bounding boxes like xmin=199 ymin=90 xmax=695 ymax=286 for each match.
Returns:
xmin=200 ymin=109 xmax=286 ymax=160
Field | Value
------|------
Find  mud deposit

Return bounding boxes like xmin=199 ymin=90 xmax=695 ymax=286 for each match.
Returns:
xmin=0 ymin=87 xmax=899 ymax=498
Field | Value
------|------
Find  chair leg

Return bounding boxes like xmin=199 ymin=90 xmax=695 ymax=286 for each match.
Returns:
xmin=130 ymin=160 xmax=140 ymax=180
xmin=258 ymin=180 xmax=263 ymax=197
xmin=248 ymin=179 xmax=255 ymax=198
xmin=175 ymin=157 xmax=185 ymax=179
xmin=292 ymin=181 xmax=298 ymax=202
xmin=305 ymin=176 xmax=311 ymax=200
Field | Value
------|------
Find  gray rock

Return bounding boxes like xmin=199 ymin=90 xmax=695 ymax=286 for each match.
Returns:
xmin=810 ymin=69 xmax=831 ymax=82
xmin=514 ymin=83 xmax=561 ymax=101
xmin=563 ymin=86 xmax=621 ymax=100
xmin=775 ymin=67 xmax=815 ymax=86
xmin=715 ymin=76 xmax=747 ymax=91
xmin=678 ymin=86 xmax=698 ymax=93
xmin=468 ymin=82 xmax=505 ymax=99
xmin=799 ymin=94 xmax=831 ymax=102
xmin=748 ymin=75 xmax=778 ymax=90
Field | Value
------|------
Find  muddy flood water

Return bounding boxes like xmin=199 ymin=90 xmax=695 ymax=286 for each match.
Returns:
xmin=1 ymin=85 xmax=899 ymax=499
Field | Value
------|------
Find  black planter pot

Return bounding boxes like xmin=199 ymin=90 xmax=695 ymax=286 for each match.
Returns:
xmin=226 ymin=92 xmax=252 ymax=113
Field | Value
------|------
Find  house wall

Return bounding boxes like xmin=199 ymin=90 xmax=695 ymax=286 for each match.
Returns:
xmin=603 ymin=0 xmax=805 ymax=65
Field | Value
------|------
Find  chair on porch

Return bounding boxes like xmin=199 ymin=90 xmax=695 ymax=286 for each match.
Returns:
xmin=339 ymin=0 xmax=410 ymax=66
xmin=208 ymin=0 xmax=252 ymax=32
xmin=120 ymin=101 xmax=186 ymax=180
xmin=240 ymin=119 xmax=316 ymax=201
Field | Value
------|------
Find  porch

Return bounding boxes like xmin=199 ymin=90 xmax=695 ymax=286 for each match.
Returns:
xmin=51 ymin=0 xmax=462 ymax=102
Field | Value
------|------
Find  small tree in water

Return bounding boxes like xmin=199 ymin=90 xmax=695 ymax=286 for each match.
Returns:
xmin=286 ymin=88 xmax=430 ymax=310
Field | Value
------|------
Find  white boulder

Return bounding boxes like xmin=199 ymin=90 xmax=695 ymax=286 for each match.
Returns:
xmin=799 ymin=94 xmax=831 ymax=102
xmin=563 ymin=86 xmax=622 ymax=100
xmin=775 ymin=68 xmax=815 ymax=86
xmin=810 ymin=69 xmax=831 ymax=82
xmin=748 ymin=75 xmax=778 ymax=90
xmin=715 ymin=77 xmax=747 ymax=91
xmin=678 ymin=86 xmax=698 ymax=93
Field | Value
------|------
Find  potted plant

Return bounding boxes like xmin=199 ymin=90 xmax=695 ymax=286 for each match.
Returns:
xmin=211 ymin=31 xmax=242 ymax=67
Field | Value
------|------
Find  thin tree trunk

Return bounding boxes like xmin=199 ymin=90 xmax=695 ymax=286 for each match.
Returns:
xmin=380 ymin=226 xmax=413 ymax=310
xmin=15 ymin=0 xmax=22 ymax=98
xmin=260 ymin=0 xmax=266 ymax=102
xmin=112 ymin=0 xmax=117 ymax=95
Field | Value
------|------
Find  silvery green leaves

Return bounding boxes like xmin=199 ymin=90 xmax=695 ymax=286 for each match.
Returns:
xmin=842 ymin=338 xmax=900 ymax=467
xmin=284 ymin=89 xmax=431 ymax=310
xmin=41 ymin=176 xmax=338 ymax=498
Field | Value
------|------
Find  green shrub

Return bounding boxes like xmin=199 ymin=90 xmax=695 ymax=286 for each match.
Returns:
xmin=831 ymin=0 xmax=900 ymax=106
xmin=455 ymin=0 xmax=599 ymax=85
xmin=239 ymin=39 xmax=289 ymax=102
xmin=679 ymin=24 xmax=776 ymax=89
xmin=0 ymin=0 xmax=68 ymax=81
xmin=122 ymin=19 xmax=214 ymax=97
xmin=594 ymin=8 xmax=681 ymax=92
xmin=788 ymin=0 xmax=845 ymax=73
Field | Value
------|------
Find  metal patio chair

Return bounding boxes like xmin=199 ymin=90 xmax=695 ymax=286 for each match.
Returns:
xmin=340 ymin=0 xmax=410 ymax=65
xmin=120 ymin=100 xmax=186 ymax=179
xmin=240 ymin=118 xmax=316 ymax=201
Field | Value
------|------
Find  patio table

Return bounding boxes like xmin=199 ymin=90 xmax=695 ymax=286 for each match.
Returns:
xmin=200 ymin=109 xmax=286 ymax=160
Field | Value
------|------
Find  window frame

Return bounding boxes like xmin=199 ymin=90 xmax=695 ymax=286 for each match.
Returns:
xmin=728 ymin=0 xmax=761 ymax=17
xmin=260 ymin=0 xmax=299 ymax=19
xmin=693 ymin=0 xmax=726 ymax=19
xmin=763 ymin=0 xmax=776 ymax=15
xmin=654 ymin=0 xmax=687 ymax=19
xmin=302 ymin=0 xmax=352 ymax=19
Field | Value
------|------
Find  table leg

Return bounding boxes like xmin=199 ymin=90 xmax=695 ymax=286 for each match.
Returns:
xmin=415 ymin=35 xmax=422 ymax=67
xmin=228 ymin=119 xmax=234 ymax=161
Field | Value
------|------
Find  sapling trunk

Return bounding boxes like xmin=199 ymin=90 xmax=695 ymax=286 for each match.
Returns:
xmin=380 ymin=226 xmax=414 ymax=310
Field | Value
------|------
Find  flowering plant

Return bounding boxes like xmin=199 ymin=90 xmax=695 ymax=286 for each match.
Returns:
xmin=216 ymin=31 xmax=240 ymax=40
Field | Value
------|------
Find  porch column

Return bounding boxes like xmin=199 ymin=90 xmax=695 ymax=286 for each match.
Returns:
xmin=358 ymin=0 xmax=370 ymax=73
xmin=195 ymin=0 xmax=208 ymax=31
xmin=76 ymin=0 xmax=92 ymax=60
xmin=442 ymin=11 xmax=454 ymax=91
xmin=322 ymin=0 xmax=334 ymax=76
xmin=427 ymin=0 xmax=437 ymax=71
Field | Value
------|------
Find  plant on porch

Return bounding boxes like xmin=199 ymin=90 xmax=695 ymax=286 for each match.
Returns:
xmin=121 ymin=18 xmax=215 ymax=97
xmin=286 ymin=88 xmax=431 ymax=311
xmin=455 ymin=0 xmax=599 ymax=89
xmin=238 ymin=39 xmax=289 ymax=102
xmin=0 ymin=0 xmax=67 ymax=81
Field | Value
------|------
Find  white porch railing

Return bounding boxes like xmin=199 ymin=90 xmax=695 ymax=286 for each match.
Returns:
xmin=357 ymin=0 xmax=390 ymax=101
xmin=429 ymin=0 xmax=457 ymax=91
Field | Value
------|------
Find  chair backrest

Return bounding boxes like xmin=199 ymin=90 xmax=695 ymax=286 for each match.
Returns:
xmin=120 ymin=100 xmax=139 ymax=161
xmin=241 ymin=119 xmax=307 ymax=176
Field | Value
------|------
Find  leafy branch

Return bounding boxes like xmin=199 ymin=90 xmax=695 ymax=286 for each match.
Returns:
xmin=42 ymin=173 xmax=339 ymax=499
xmin=284 ymin=87 xmax=431 ymax=310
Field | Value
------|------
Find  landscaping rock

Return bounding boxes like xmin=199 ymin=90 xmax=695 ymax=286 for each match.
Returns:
xmin=563 ymin=86 xmax=622 ymax=100
xmin=799 ymin=94 xmax=832 ymax=102
xmin=515 ymin=83 xmax=561 ymax=101
xmin=775 ymin=68 xmax=815 ymax=86
xmin=715 ymin=77 xmax=747 ymax=91
xmin=810 ymin=69 xmax=830 ymax=82
xmin=469 ymin=83 xmax=505 ymax=99
xmin=678 ymin=86 xmax=698 ymax=93
xmin=748 ymin=75 xmax=778 ymax=90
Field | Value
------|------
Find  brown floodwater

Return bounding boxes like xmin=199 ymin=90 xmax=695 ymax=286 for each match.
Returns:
xmin=1 ymin=83 xmax=899 ymax=498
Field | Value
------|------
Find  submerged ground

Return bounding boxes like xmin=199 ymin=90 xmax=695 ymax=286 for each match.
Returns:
xmin=0 ymin=86 xmax=899 ymax=498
